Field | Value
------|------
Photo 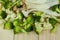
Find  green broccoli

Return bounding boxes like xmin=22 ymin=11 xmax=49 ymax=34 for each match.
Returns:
xmin=49 ymin=18 xmax=57 ymax=33
xmin=23 ymin=14 xmax=34 ymax=32
xmin=34 ymin=22 xmax=43 ymax=35
xmin=17 ymin=12 xmax=24 ymax=20
xmin=0 ymin=11 xmax=7 ymax=19
xmin=13 ymin=19 xmax=26 ymax=34
xmin=4 ymin=21 xmax=13 ymax=30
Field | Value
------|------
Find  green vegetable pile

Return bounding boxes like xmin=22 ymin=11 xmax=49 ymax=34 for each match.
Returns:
xmin=0 ymin=0 xmax=60 ymax=35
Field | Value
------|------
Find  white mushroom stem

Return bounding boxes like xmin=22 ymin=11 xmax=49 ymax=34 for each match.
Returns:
xmin=22 ymin=9 xmax=36 ymax=17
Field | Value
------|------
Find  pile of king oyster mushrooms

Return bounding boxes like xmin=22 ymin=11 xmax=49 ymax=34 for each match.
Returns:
xmin=0 ymin=0 xmax=60 ymax=34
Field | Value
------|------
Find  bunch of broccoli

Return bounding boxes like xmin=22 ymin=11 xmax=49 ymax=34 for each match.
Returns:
xmin=0 ymin=0 xmax=60 ymax=35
